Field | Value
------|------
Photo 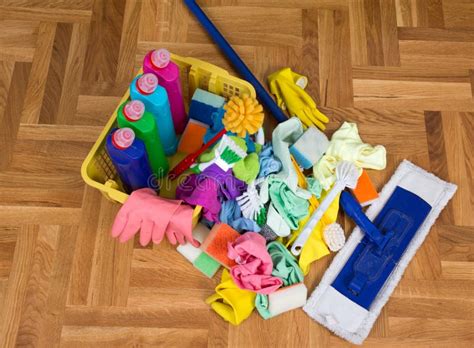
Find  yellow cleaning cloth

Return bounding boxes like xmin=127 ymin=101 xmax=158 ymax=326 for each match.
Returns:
xmin=285 ymin=156 xmax=339 ymax=274
xmin=206 ymin=269 xmax=256 ymax=325
xmin=314 ymin=122 xmax=386 ymax=190
xmin=286 ymin=188 xmax=340 ymax=275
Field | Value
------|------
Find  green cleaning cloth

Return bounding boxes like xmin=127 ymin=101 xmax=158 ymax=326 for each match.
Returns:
xmin=267 ymin=176 xmax=309 ymax=230
xmin=255 ymin=241 xmax=304 ymax=319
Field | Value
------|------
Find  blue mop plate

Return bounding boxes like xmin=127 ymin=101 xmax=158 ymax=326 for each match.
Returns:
xmin=333 ymin=187 xmax=432 ymax=309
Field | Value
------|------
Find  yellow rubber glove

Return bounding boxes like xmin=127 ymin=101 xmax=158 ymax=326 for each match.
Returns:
xmin=206 ymin=269 xmax=256 ymax=325
xmin=268 ymin=68 xmax=329 ymax=130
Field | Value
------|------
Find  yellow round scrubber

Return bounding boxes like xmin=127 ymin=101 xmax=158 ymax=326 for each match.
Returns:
xmin=223 ymin=94 xmax=264 ymax=137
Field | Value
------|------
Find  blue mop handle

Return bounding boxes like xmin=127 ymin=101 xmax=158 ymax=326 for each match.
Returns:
xmin=183 ymin=0 xmax=288 ymax=123
xmin=340 ymin=191 xmax=388 ymax=249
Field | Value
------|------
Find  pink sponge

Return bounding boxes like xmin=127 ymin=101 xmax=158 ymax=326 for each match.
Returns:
xmin=201 ymin=223 xmax=240 ymax=268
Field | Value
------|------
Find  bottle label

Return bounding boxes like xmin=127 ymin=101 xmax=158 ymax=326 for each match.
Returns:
xmin=112 ymin=128 xmax=135 ymax=150
xmin=137 ymin=73 xmax=158 ymax=95
xmin=151 ymin=48 xmax=170 ymax=69
xmin=124 ymin=100 xmax=145 ymax=121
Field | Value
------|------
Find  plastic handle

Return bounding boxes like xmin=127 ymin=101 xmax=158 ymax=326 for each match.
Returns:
xmin=183 ymin=0 xmax=287 ymax=124
xmin=168 ymin=128 xmax=226 ymax=180
xmin=291 ymin=181 xmax=344 ymax=256
xmin=340 ymin=191 xmax=387 ymax=249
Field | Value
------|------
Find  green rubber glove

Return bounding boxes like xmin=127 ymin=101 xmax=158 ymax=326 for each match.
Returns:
xmin=268 ymin=68 xmax=329 ymax=130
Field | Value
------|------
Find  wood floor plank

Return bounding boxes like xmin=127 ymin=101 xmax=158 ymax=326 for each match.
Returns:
xmin=0 ymin=20 xmax=39 ymax=62
xmin=38 ymin=22 xmax=73 ymax=125
xmin=86 ymin=198 xmax=132 ymax=307
xmin=0 ymin=5 xmax=92 ymax=23
xmin=441 ymin=112 xmax=474 ymax=226
xmin=55 ymin=22 xmax=90 ymax=125
xmin=82 ymin=0 xmax=125 ymax=85
xmin=0 ymin=225 xmax=38 ymax=347
xmin=115 ymin=0 xmax=142 ymax=83
xmin=20 ymin=21 xmax=56 ymax=124
xmin=318 ymin=8 xmax=353 ymax=107
xmin=60 ymin=326 xmax=208 ymax=347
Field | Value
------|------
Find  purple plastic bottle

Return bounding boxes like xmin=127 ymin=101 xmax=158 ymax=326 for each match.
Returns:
xmin=143 ymin=48 xmax=187 ymax=134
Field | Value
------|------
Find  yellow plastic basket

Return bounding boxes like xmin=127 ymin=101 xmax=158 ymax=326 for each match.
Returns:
xmin=81 ymin=53 xmax=256 ymax=225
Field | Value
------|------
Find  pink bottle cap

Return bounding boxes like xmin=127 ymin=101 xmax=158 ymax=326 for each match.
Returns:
xmin=124 ymin=100 xmax=145 ymax=121
xmin=151 ymin=48 xmax=171 ymax=69
xmin=112 ymin=128 xmax=135 ymax=150
xmin=136 ymin=73 xmax=158 ymax=95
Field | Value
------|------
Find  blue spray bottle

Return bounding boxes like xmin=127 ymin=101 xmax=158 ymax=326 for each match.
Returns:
xmin=130 ymin=73 xmax=178 ymax=156
xmin=105 ymin=127 xmax=157 ymax=193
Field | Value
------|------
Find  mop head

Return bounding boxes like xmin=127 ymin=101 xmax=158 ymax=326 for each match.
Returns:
xmin=303 ymin=160 xmax=457 ymax=345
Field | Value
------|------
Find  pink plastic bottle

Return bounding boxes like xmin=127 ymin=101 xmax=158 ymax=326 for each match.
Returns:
xmin=143 ymin=49 xmax=187 ymax=134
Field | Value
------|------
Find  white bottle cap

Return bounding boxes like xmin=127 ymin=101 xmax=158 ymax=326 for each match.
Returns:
xmin=151 ymin=48 xmax=171 ymax=69
xmin=136 ymin=73 xmax=158 ymax=95
xmin=124 ymin=100 xmax=145 ymax=121
xmin=112 ymin=128 xmax=135 ymax=150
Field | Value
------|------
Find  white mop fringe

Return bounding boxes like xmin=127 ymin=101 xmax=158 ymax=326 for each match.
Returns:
xmin=303 ymin=160 xmax=457 ymax=344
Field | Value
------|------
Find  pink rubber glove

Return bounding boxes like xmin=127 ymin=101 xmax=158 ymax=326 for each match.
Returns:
xmin=165 ymin=204 xmax=195 ymax=245
xmin=111 ymin=188 xmax=199 ymax=247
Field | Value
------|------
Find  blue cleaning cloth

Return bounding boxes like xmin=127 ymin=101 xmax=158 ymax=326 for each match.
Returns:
xmin=232 ymin=219 xmax=261 ymax=233
xmin=258 ymin=143 xmax=282 ymax=178
xmin=219 ymin=199 xmax=261 ymax=233
xmin=219 ymin=199 xmax=241 ymax=223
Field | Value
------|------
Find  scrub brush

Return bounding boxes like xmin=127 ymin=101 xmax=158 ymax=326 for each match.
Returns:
xmin=198 ymin=134 xmax=247 ymax=172
xmin=323 ymin=223 xmax=346 ymax=252
xmin=236 ymin=178 xmax=265 ymax=221
xmin=291 ymin=161 xmax=359 ymax=256
xmin=223 ymin=94 xmax=264 ymax=137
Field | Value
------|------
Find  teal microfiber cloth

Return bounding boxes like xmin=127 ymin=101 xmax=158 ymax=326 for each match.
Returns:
xmin=193 ymin=252 xmax=220 ymax=278
xmin=266 ymin=176 xmax=309 ymax=231
xmin=290 ymin=126 xmax=329 ymax=169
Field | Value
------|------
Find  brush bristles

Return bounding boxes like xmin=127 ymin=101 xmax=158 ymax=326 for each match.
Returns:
xmin=336 ymin=161 xmax=360 ymax=189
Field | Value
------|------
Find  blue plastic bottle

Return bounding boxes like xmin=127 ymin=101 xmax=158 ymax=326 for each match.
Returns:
xmin=130 ymin=73 xmax=178 ymax=156
xmin=105 ymin=127 xmax=157 ymax=193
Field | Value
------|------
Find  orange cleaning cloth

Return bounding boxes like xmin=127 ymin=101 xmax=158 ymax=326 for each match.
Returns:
xmin=201 ymin=223 xmax=240 ymax=268
xmin=351 ymin=170 xmax=379 ymax=207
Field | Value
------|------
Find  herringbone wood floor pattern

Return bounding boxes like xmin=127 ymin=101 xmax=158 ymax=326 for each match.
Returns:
xmin=0 ymin=0 xmax=473 ymax=347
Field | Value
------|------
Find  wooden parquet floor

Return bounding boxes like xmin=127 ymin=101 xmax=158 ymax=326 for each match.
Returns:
xmin=0 ymin=0 xmax=473 ymax=347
